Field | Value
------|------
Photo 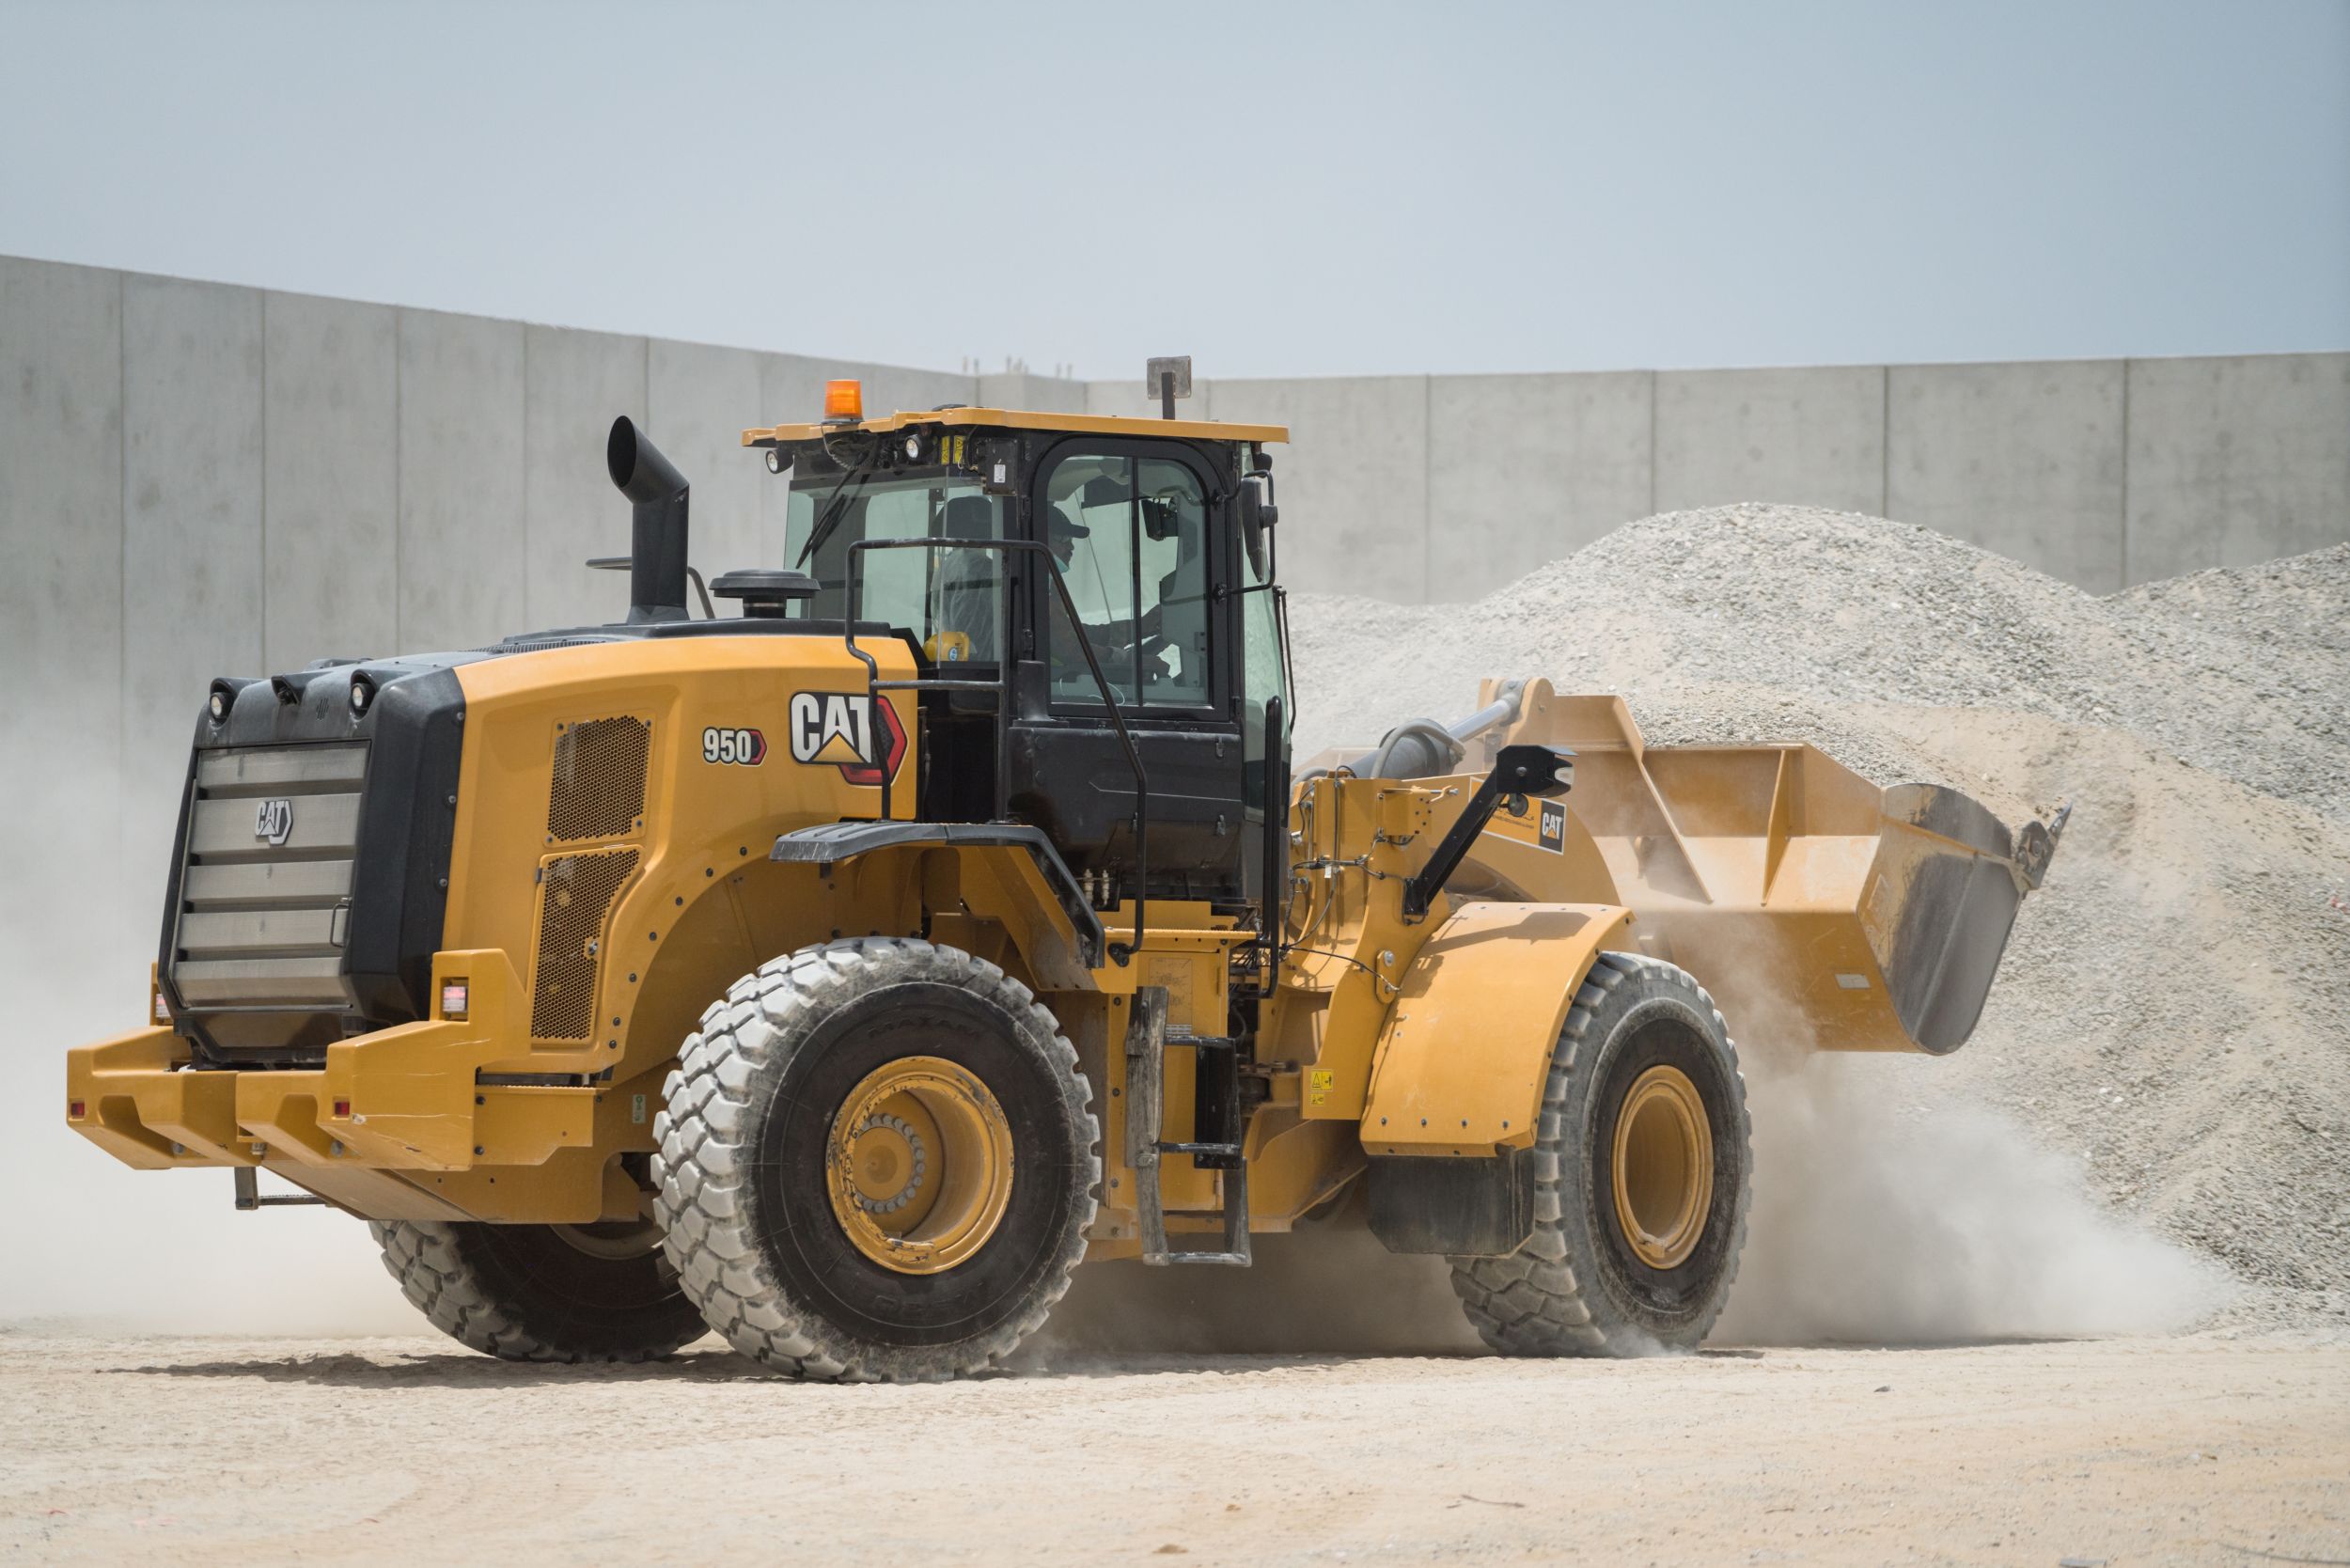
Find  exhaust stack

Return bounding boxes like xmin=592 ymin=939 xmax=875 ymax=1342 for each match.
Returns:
xmin=605 ymin=416 xmax=690 ymax=623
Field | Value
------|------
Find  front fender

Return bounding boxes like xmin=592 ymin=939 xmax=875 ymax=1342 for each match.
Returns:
xmin=1361 ymin=902 xmax=1633 ymax=1156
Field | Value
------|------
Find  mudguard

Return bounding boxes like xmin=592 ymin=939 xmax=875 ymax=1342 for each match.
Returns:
xmin=1360 ymin=901 xmax=1633 ymax=1156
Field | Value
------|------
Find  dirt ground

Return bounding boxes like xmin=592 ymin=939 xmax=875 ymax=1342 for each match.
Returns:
xmin=2 ymin=1332 xmax=2342 ymax=1566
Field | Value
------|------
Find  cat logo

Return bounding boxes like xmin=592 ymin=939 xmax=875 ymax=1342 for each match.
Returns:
xmin=1481 ymin=795 xmax=1570 ymax=855
xmin=788 ymin=691 xmax=907 ymax=786
xmin=254 ymin=798 xmax=294 ymax=847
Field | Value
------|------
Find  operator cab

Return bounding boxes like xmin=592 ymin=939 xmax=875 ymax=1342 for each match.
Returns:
xmin=743 ymin=371 xmax=1292 ymax=917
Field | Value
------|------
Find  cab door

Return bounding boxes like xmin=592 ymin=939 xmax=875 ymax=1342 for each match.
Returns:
xmin=1007 ymin=440 xmax=1248 ymax=902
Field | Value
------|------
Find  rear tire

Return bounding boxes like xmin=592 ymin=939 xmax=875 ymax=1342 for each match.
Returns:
xmin=1449 ymin=950 xmax=1751 ymax=1356
xmin=652 ymin=938 xmax=1099 ymax=1383
xmin=370 ymin=1217 xmax=704 ymax=1362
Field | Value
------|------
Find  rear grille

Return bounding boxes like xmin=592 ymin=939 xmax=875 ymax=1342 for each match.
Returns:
xmin=529 ymin=847 xmax=639 ymax=1041
xmin=171 ymin=744 xmax=368 ymax=1009
xmin=547 ymin=716 xmax=650 ymax=841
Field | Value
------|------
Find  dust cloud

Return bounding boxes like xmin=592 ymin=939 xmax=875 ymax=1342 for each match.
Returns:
xmin=0 ymin=760 xmax=414 ymax=1336
xmin=1031 ymin=1191 xmax=1483 ymax=1362
xmin=1693 ymin=919 xmax=2228 ymax=1346
xmin=0 ymin=767 xmax=2225 ymax=1349
xmin=1024 ymin=1043 xmax=2226 ymax=1364
xmin=1713 ymin=1047 xmax=2231 ymax=1345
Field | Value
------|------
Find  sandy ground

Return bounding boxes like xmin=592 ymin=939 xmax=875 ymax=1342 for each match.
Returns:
xmin=2 ymin=1332 xmax=2342 ymax=1566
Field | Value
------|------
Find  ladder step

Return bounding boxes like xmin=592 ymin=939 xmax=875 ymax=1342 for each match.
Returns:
xmin=1123 ymin=985 xmax=1254 ymax=1270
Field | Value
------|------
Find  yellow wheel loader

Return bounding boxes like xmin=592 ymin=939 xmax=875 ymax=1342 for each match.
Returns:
xmin=66 ymin=370 xmax=2063 ymax=1377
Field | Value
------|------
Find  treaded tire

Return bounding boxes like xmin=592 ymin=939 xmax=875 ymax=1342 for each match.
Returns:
xmin=1449 ymin=950 xmax=1751 ymax=1356
xmin=652 ymin=937 xmax=1100 ymax=1383
xmin=369 ymin=1218 xmax=704 ymax=1362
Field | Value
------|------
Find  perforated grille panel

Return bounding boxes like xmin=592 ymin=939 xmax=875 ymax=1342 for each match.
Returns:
xmin=529 ymin=847 xmax=639 ymax=1041
xmin=547 ymin=717 xmax=650 ymax=842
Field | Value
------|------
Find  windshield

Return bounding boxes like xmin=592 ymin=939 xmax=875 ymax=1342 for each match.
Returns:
xmin=784 ymin=473 xmax=1008 ymax=663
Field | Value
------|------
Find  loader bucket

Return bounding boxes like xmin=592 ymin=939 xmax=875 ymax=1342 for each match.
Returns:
xmin=1458 ymin=682 xmax=2061 ymax=1056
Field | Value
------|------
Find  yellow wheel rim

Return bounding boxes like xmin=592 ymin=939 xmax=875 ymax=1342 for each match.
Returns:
xmin=826 ymin=1055 xmax=1014 ymax=1276
xmin=1610 ymin=1064 xmax=1714 ymax=1270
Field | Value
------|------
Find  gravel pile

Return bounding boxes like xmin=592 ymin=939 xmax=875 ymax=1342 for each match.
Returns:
xmin=1288 ymin=506 xmax=2350 ymax=1328
xmin=1292 ymin=508 xmax=2348 ymax=818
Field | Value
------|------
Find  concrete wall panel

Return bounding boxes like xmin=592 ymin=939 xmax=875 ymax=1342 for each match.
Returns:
xmin=1427 ymin=371 xmax=1653 ymax=602
xmin=755 ymin=352 xmax=834 ymax=549
xmin=648 ymin=338 xmax=767 ymax=588
xmin=1888 ymin=360 xmax=2125 ymax=592
xmin=524 ymin=325 xmax=645 ymax=631
xmin=262 ymin=290 xmax=398 ymax=669
xmin=2123 ymin=353 xmax=2350 ymax=582
xmin=756 ymin=351 xmax=832 ymax=433
xmin=398 ymin=309 xmax=525 ymax=651
xmin=1206 ymin=377 xmax=1431 ymax=601
xmin=121 ymin=274 xmax=265 ymax=884
xmin=0 ymin=257 xmax=122 ymax=716
xmin=1654 ymin=366 xmax=1886 ymax=517
xmin=0 ymin=257 xmax=123 ymax=975
xmin=854 ymin=361 xmax=975 ymax=426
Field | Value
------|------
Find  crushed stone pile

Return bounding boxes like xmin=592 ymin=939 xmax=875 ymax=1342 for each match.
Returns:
xmin=1288 ymin=507 xmax=2350 ymax=1328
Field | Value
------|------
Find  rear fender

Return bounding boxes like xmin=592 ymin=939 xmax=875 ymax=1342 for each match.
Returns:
xmin=1361 ymin=901 xmax=1632 ymax=1156
xmin=771 ymin=822 xmax=1103 ymax=989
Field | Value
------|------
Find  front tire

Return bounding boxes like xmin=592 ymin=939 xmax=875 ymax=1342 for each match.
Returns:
xmin=370 ymin=1217 xmax=704 ymax=1362
xmin=652 ymin=938 xmax=1100 ymax=1382
xmin=1449 ymin=951 xmax=1751 ymax=1356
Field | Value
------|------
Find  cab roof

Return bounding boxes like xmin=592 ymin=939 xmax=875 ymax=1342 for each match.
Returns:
xmin=741 ymin=406 xmax=1290 ymax=448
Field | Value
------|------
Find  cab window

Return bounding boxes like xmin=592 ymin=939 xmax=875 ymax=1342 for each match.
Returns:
xmin=1240 ymin=503 xmax=1289 ymax=811
xmin=1042 ymin=452 xmax=1212 ymax=709
xmin=784 ymin=474 xmax=1006 ymax=664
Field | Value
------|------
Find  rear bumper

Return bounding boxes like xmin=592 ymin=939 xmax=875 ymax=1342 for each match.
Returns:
xmin=66 ymin=951 xmax=642 ymax=1223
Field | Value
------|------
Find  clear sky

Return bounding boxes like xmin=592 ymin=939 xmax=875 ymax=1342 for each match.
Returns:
xmin=3 ymin=0 xmax=2344 ymax=380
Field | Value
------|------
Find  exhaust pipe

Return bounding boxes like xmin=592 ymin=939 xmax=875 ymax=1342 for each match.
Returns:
xmin=605 ymin=416 xmax=690 ymax=623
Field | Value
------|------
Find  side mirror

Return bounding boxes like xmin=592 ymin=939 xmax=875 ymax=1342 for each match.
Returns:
xmin=1237 ymin=473 xmax=1277 ymax=580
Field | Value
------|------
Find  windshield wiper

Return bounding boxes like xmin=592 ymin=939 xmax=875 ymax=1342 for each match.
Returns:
xmin=794 ymin=460 xmax=879 ymax=570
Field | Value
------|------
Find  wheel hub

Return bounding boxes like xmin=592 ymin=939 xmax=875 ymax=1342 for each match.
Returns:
xmin=826 ymin=1055 xmax=1013 ymax=1276
xmin=1610 ymin=1063 xmax=1714 ymax=1270
xmin=847 ymin=1113 xmax=930 ymax=1214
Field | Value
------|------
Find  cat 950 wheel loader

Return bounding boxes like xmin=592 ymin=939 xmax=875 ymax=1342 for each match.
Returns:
xmin=66 ymin=368 xmax=2063 ymax=1377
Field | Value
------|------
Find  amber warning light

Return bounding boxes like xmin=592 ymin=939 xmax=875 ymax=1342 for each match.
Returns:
xmin=823 ymin=379 xmax=863 ymax=422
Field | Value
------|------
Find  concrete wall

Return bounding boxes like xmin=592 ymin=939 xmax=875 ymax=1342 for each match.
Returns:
xmin=1888 ymin=359 xmax=2127 ymax=592
xmin=1083 ymin=352 xmax=2342 ymax=605
xmin=1427 ymin=371 xmax=1653 ymax=603
xmin=2123 ymin=353 xmax=2350 ymax=582
xmin=0 ymin=257 xmax=992 ymax=971
xmin=2 ymin=251 xmax=2344 ymax=961
xmin=0 ymin=257 xmax=123 ymax=980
